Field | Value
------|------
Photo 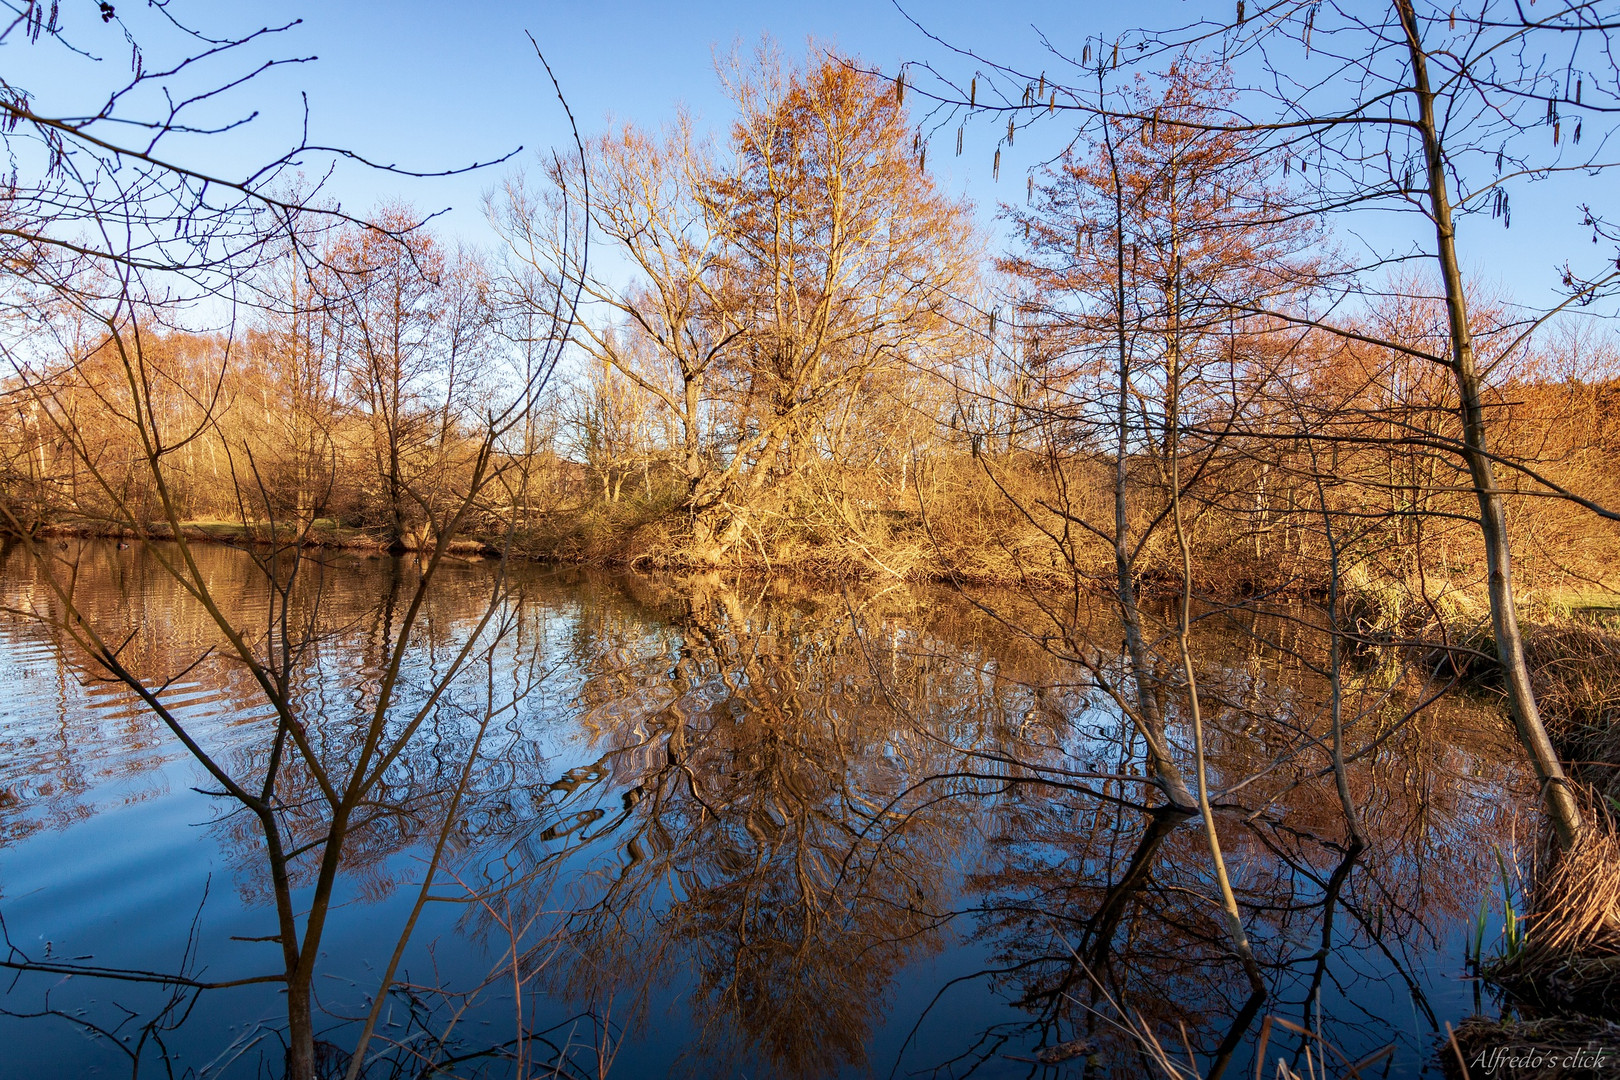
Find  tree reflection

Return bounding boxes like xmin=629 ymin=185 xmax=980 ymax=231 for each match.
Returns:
xmin=422 ymin=574 xmax=1518 ymax=1078
xmin=0 ymin=540 xmax=569 ymax=1078
xmin=0 ymin=552 xmax=1529 ymax=1078
xmin=459 ymin=580 xmax=979 ymax=1077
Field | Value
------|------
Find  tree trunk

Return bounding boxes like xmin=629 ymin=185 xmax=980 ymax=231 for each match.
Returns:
xmin=285 ymin=971 xmax=316 ymax=1080
xmin=683 ymin=375 xmax=704 ymax=482
xmin=1101 ymin=85 xmax=1196 ymax=812
xmin=1398 ymin=0 xmax=1582 ymax=848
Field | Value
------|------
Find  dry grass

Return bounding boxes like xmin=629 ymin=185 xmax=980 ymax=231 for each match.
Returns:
xmin=1439 ymin=619 xmax=1620 ymax=1075
xmin=1526 ymin=623 xmax=1620 ymax=808
xmin=1442 ymin=1015 xmax=1620 ymax=1079
xmin=1523 ymin=828 xmax=1620 ymax=960
xmin=1518 ymin=621 xmax=1620 ymax=1008
xmin=1487 ymin=808 xmax=1620 ymax=1013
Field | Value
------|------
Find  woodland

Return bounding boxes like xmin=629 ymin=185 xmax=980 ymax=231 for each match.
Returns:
xmin=3 ymin=2 xmax=1620 ymax=1079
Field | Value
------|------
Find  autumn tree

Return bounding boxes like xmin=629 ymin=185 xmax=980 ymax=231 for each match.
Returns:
xmin=988 ymin=62 xmax=1320 ymax=818
xmin=495 ymin=116 xmax=742 ymax=494
xmin=499 ymin=43 xmax=980 ymax=568
xmin=701 ymin=47 xmax=976 ymax=529
xmin=324 ymin=206 xmax=498 ymax=548
xmin=235 ymin=206 xmax=351 ymax=522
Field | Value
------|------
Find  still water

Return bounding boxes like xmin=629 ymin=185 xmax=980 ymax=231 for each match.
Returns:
xmin=0 ymin=540 xmax=1527 ymax=1078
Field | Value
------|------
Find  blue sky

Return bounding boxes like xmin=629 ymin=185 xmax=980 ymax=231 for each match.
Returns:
xmin=10 ymin=0 xmax=1614 ymax=316
xmin=10 ymin=1 xmax=1079 ymax=252
xmin=265 ymin=0 xmax=1112 ymax=240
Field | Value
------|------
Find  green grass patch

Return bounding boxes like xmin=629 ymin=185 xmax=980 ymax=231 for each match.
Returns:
xmin=1539 ymin=588 xmax=1620 ymax=626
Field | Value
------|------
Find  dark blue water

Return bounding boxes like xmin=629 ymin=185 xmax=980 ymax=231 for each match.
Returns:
xmin=0 ymin=540 xmax=1527 ymax=1078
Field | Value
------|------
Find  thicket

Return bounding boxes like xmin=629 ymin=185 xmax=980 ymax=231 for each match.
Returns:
xmin=6 ymin=50 xmax=1618 ymax=612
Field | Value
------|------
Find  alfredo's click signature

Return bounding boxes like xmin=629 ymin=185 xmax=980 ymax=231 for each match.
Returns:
xmin=1468 ymin=1046 xmax=1616 ymax=1073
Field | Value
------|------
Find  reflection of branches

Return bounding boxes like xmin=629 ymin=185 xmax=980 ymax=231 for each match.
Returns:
xmin=882 ymin=605 xmax=1512 ymax=1076
xmin=465 ymin=582 xmax=1026 ymax=1078
xmin=0 ymin=882 xmax=216 ymax=1079
xmin=0 ymin=7 xmax=588 ymax=1072
xmin=439 ymin=574 xmax=1519 ymax=1077
xmin=0 ymin=553 xmax=1537 ymax=1075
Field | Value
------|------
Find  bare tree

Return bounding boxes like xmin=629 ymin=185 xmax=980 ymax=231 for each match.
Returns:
xmin=0 ymin=8 xmax=587 ymax=1078
xmin=892 ymin=0 xmax=1620 ymax=849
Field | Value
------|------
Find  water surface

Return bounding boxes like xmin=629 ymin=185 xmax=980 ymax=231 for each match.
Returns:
xmin=0 ymin=540 xmax=1528 ymax=1077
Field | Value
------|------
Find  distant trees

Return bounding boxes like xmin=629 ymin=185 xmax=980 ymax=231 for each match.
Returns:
xmin=329 ymin=207 xmax=497 ymax=548
xmin=3 ymin=200 xmax=521 ymax=548
xmin=6 ymin=20 xmax=1616 ymax=604
xmin=243 ymin=214 xmax=348 ymax=525
xmin=496 ymin=43 xmax=979 ymax=567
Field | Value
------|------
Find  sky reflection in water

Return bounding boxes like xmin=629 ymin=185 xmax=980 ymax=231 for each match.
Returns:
xmin=0 ymin=540 xmax=1526 ymax=1078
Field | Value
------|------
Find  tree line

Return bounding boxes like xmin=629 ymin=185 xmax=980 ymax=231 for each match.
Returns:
xmin=5 ymin=42 xmax=1617 ymax=596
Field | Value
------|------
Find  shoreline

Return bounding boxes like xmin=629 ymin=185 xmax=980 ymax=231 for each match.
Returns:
xmin=11 ymin=521 xmax=1620 ymax=619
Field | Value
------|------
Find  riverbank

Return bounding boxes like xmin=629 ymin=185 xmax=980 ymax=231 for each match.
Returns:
xmin=1442 ymin=618 xmax=1620 ymax=1078
xmin=16 ymin=516 xmax=1620 ymax=624
xmin=24 ymin=519 xmax=501 ymax=557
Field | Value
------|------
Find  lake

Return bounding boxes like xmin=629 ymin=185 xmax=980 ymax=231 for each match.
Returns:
xmin=0 ymin=539 xmax=1529 ymax=1078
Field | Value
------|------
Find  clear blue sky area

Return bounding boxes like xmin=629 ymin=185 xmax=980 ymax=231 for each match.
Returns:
xmin=271 ymin=0 xmax=1124 ymax=242
xmin=9 ymin=0 xmax=1613 ymax=315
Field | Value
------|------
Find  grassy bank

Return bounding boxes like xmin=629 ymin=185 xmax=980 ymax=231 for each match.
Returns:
xmin=1442 ymin=615 xmax=1620 ymax=1077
